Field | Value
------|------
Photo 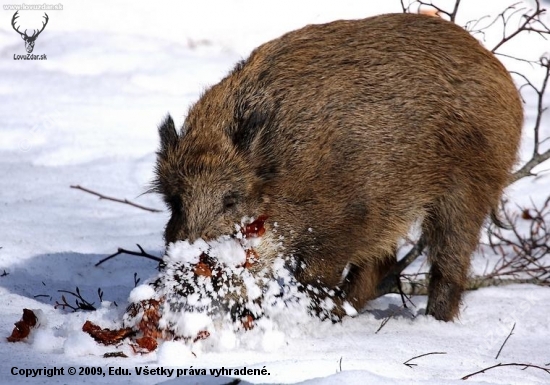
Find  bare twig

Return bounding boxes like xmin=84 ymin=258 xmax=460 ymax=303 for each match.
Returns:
xmin=461 ymin=362 xmax=550 ymax=380
xmin=494 ymin=52 xmax=539 ymax=66
xmin=375 ymin=316 xmax=391 ymax=334
xmin=95 ymin=244 xmax=163 ymax=267
xmin=33 ymin=294 xmax=51 ymax=299
xmin=465 ymin=14 xmax=493 ymax=40
xmin=374 ymin=304 xmax=413 ymax=333
xmin=70 ymin=185 xmax=162 ymax=213
xmin=403 ymin=352 xmax=447 ymax=368
xmin=495 ymin=322 xmax=516 ymax=359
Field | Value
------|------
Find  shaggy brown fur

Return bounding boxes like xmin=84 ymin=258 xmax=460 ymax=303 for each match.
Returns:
xmin=154 ymin=13 xmax=523 ymax=321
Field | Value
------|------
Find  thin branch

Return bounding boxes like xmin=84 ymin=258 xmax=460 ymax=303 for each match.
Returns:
xmin=495 ymin=322 xmax=516 ymax=359
xmin=376 ymin=236 xmax=426 ymax=296
xmin=449 ymin=0 xmax=461 ymax=22
xmin=70 ymin=185 xmax=162 ymax=213
xmin=403 ymin=352 xmax=447 ymax=368
xmin=95 ymin=244 xmax=163 ymax=267
xmin=494 ymin=52 xmax=539 ymax=66
xmin=511 ymin=138 xmax=550 ymax=182
xmin=461 ymin=363 xmax=550 ymax=380
xmin=532 ymin=59 xmax=550 ymax=155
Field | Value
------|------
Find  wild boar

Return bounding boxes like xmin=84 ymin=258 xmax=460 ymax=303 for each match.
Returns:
xmin=153 ymin=13 xmax=523 ymax=321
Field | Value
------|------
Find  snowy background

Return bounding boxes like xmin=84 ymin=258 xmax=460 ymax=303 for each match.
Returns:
xmin=0 ymin=0 xmax=549 ymax=384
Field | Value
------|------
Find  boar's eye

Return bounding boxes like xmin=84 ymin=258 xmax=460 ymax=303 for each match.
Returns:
xmin=223 ymin=193 xmax=240 ymax=212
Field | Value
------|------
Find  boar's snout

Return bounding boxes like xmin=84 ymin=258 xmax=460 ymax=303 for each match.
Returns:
xmin=164 ymin=210 xmax=226 ymax=246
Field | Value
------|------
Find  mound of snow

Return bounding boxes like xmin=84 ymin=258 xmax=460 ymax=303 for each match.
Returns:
xmin=123 ymin=217 xmax=326 ymax=352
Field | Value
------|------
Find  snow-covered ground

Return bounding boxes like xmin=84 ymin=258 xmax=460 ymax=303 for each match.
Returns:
xmin=0 ymin=0 xmax=549 ymax=384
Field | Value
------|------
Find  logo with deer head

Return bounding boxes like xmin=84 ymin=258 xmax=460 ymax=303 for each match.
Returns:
xmin=11 ymin=11 xmax=49 ymax=53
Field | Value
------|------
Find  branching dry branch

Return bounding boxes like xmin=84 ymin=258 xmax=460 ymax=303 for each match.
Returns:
xmin=95 ymin=244 xmax=162 ymax=267
xmin=482 ymin=196 xmax=550 ymax=285
xmin=70 ymin=185 xmax=162 ymax=213
xmin=463 ymin=1 xmax=550 ymax=53
xmin=489 ymin=1 xmax=549 ymax=53
xmin=54 ymin=287 xmax=98 ymax=312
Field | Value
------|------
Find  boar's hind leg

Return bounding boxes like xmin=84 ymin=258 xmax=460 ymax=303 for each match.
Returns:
xmin=423 ymin=193 xmax=487 ymax=321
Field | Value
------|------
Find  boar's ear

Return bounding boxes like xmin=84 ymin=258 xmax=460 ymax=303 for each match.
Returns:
xmin=158 ymin=115 xmax=178 ymax=154
xmin=229 ymin=101 xmax=271 ymax=154
xmin=232 ymin=109 xmax=265 ymax=152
